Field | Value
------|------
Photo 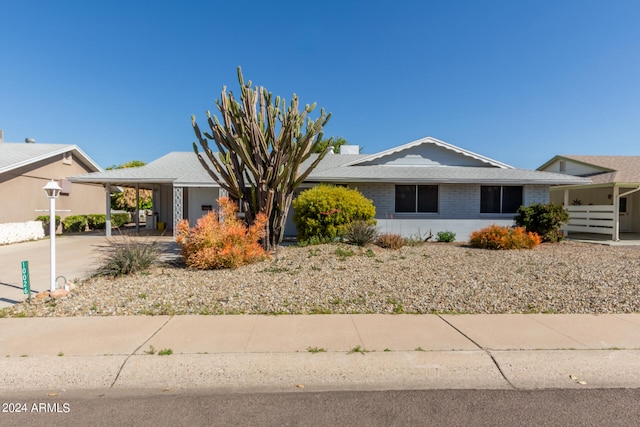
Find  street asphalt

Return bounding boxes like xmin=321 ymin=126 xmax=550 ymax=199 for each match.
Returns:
xmin=1 ymin=234 xmax=639 ymax=393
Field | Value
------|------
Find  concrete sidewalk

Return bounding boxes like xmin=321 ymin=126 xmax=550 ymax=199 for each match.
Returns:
xmin=1 ymin=314 xmax=639 ymax=393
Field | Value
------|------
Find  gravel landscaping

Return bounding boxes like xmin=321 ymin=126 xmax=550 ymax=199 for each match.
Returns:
xmin=3 ymin=241 xmax=640 ymax=317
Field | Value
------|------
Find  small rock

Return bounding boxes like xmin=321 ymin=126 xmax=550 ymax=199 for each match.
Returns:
xmin=50 ymin=289 xmax=69 ymax=299
xmin=66 ymin=281 xmax=76 ymax=291
xmin=36 ymin=291 xmax=50 ymax=299
xmin=295 ymin=384 xmax=304 ymax=389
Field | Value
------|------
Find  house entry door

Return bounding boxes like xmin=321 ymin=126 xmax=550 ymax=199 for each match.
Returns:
xmin=619 ymin=197 xmax=631 ymax=232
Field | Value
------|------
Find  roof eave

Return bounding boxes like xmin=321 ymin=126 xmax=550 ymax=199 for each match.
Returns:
xmin=308 ymin=176 xmax=589 ymax=185
xmin=68 ymin=177 xmax=176 ymax=185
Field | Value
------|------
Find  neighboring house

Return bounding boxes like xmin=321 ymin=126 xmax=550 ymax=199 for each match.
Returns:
xmin=69 ymin=136 xmax=588 ymax=240
xmin=0 ymin=136 xmax=105 ymax=225
xmin=538 ymin=155 xmax=640 ymax=240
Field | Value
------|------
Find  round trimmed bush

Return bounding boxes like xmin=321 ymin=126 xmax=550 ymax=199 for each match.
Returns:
xmin=292 ymin=185 xmax=376 ymax=241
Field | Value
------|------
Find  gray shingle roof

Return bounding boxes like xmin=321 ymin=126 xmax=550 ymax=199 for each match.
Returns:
xmin=308 ymin=164 xmax=589 ymax=184
xmin=69 ymin=152 xmax=216 ymax=186
xmin=0 ymin=143 xmax=102 ymax=174
xmin=70 ymin=151 xmax=589 ymax=186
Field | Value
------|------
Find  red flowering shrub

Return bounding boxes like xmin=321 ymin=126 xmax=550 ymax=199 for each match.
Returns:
xmin=469 ymin=225 xmax=541 ymax=250
xmin=176 ymin=197 xmax=268 ymax=269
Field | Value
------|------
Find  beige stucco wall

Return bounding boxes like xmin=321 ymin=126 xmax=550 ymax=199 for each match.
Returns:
xmin=0 ymin=153 xmax=105 ymax=224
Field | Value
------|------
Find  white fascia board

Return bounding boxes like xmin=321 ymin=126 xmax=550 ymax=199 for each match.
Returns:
xmin=70 ymin=145 xmax=104 ymax=172
xmin=310 ymin=177 xmax=586 ymax=185
xmin=549 ymin=183 xmax=614 ymax=191
xmin=68 ymin=177 xmax=176 ymax=185
xmin=175 ymin=182 xmax=220 ymax=188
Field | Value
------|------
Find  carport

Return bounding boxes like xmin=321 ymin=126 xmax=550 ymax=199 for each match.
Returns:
xmin=68 ymin=152 xmax=220 ymax=237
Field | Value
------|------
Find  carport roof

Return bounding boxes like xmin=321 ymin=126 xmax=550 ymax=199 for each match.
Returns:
xmin=68 ymin=152 xmax=217 ymax=187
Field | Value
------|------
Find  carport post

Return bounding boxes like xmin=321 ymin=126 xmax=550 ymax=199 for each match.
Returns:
xmin=613 ymin=185 xmax=619 ymax=241
xmin=135 ymin=183 xmax=140 ymax=232
xmin=105 ymin=183 xmax=112 ymax=237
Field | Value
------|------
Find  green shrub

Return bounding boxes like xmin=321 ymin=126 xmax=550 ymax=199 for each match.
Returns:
xmin=297 ymin=235 xmax=334 ymax=247
xmin=36 ymin=215 xmax=60 ymax=235
xmin=87 ymin=214 xmax=107 ymax=230
xmin=62 ymin=215 xmax=88 ymax=233
xmin=98 ymin=235 xmax=160 ymax=276
xmin=436 ymin=230 xmax=456 ymax=243
xmin=345 ymin=220 xmax=378 ymax=246
xmin=111 ymin=213 xmax=131 ymax=228
xmin=376 ymin=233 xmax=405 ymax=250
xmin=515 ymin=203 xmax=569 ymax=242
xmin=292 ymin=185 xmax=376 ymax=240
xmin=469 ymin=225 xmax=541 ymax=250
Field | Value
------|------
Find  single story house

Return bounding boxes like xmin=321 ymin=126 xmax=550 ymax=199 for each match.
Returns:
xmin=69 ymin=136 xmax=588 ymax=240
xmin=0 ymin=134 xmax=105 ymax=225
xmin=538 ymin=155 xmax=640 ymax=240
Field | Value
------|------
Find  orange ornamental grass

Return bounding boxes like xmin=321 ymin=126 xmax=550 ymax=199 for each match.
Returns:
xmin=176 ymin=197 xmax=269 ymax=269
xmin=469 ymin=224 xmax=541 ymax=250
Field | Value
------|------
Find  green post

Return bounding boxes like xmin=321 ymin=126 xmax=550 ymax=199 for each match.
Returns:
xmin=21 ymin=260 xmax=31 ymax=302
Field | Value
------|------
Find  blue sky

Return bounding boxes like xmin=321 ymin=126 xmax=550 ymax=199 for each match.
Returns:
xmin=2 ymin=0 xmax=639 ymax=170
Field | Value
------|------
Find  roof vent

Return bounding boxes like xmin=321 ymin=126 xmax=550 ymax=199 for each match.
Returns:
xmin=25 ymin=138 xmax=36 ymax=144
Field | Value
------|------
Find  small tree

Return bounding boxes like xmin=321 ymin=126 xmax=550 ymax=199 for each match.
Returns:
xmin=192 ymin=67 xmax=332 ymax=250
xmin=107 ymin=161 xmax=153 ymax=212
xmin=515 ymin=203 xmax=569 ymax=242
xmin=312 ymin=136 xmax=348 ymax=154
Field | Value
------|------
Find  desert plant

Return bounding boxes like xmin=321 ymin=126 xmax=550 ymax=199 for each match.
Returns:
xmin=62 ymin=215 xmax=88 ymax=233
xmin=292 ymin=185 xmax=376 ymax=241
xmin=334 ymin=246 xmax=356 ymax=260
xmin=345 ymin=220 xmax=378 ymax=246
xmin=192 ymin=67 xmax=332 ymax=250
xmin=176 ymin=197 xmax=268 ymax=269
xmin=97 ymin=235 xmax=160 ymax=276
xmin=436 ymin=230 xmax=456 ymax=243
xmin=515 ymin=203 xmax=569 ymax=242
xmin=376 ymin=233 xmax=405 ymax=250
xmin=469 ymin=225 xmax=541 ymax=250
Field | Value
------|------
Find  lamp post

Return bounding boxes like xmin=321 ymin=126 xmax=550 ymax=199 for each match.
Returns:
xmin=43 ymin=180 xmax=62 ymax=292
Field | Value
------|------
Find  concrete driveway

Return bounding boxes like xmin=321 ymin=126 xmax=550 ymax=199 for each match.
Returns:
xmin=0 ymin=233 xmax=177 ymax=309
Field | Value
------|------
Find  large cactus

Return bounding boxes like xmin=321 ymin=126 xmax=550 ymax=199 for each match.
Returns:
xmin=192 ymin=67 xmax=332 ymax=250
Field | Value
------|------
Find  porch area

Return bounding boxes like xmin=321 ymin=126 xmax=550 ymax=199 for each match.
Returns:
xmin=566 ymin=231 xmax=640 ymax=246
xmin=551 ymin=184 xmax=640 ymax=242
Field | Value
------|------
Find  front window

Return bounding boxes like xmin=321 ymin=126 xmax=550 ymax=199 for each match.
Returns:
xmin=480 ymin=186 xmax=523 ymax=214
xmin=395 ymin=185 xmax=438 ymax=213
